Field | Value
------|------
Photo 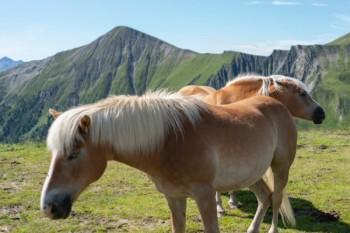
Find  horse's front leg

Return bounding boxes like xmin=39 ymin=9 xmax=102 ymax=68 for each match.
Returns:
xmin=165 ymin=196 xmax=187 ymax=233
xmin=192 ymin=184 xmax=220 ymax=233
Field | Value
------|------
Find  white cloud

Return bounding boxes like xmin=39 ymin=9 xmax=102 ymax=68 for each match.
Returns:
xmin=271 ymin=1 xmax=302 ymax=6
xmin=311 ymin=2 xmax=328 ymax=7
xmin=247 ymin=1 xmax=264 ymax=5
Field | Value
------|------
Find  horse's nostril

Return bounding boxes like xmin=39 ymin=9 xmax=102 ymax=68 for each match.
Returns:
xmin=316 ymin=107 xmax=325 ymax=119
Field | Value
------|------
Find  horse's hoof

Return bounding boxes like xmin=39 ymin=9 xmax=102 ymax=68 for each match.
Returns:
xmin=217 ymin=211 xmax=225 ymax=218
xmin=267 ymin=228 xmax=279 ymax=233
xmin=228 ymin=201 xmax=242 ymax=209
xmin=217 ymin=209 xmax=225 ymax=218
xmin=246 ymin=227 xmax=259 ymax=233
xmin=216 ymin=206 xmax=225 ymax=217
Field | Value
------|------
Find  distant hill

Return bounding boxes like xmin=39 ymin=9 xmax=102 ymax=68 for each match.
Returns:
xmin=0 ymin=57 xmax=23 ymax=72
xmin=0 ymin=27 xmax=349 ymax=142
xmin=328 ymin=32 xmax=350 ymax=46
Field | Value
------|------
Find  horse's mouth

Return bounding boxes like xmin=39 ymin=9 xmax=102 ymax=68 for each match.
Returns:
xmin=313 ymin=118 xmax=324 ymax=124
xmin=313 ymin=107 xmax=325 ymax=124
xmin=51 ymin=205 xmax=71 ymax=219
xmin=43 ymin=193 xmax=72 ymax=220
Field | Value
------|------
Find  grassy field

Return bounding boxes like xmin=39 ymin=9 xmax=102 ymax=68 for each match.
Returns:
xmin=0 ymin=130 xmax=349 ymax=233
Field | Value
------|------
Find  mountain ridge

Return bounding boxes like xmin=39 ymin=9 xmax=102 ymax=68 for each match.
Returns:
xmin=0 ymin=57 xmax=23 ymax=72
xmin=0 ymin=26 xmax=349 ymax=142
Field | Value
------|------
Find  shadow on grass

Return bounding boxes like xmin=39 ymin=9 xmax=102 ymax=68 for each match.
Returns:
xmin=223 ymin=190 xmax=350 ymax=233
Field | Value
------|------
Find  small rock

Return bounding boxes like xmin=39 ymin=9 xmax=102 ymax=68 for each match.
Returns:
xmin=115 ymin=219 xmax=129 ymax=228
xmin=10 ymin=161 xmax=21 ymax=165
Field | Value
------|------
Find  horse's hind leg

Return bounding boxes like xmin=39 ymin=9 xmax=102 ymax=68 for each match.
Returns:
xmin=247 ymin=179 xmax=271 ymax=233
xmin=268 ymin=163 xmax=290 ymax=233
xmin=215 ymin=192 xmax=225 ymax=217
xmin=228 ymin=191 xmax=241 ymax=208
xmin=165 ymin=196 xmax=187 ymax=233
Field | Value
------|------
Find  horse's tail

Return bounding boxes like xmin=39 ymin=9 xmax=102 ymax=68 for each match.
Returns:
xmin=263 ymin=168 xmax=296 ymax=227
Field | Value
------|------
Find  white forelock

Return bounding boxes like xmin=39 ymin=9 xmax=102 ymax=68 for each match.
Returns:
xmin=47 ymin=90 xmax=207 ymax=156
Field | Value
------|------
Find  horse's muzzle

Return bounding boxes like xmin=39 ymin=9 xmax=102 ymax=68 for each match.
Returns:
xmin=312 ymin=106 xmax=325 ymax=124
xmin=42 ymin=192 xmax=72 ymax=219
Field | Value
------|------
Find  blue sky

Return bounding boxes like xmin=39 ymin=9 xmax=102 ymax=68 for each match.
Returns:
xmin=1 ymin=0 xmax=350 ymax=61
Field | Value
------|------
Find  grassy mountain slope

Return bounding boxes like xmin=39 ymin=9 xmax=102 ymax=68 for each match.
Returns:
xmin=0 ymin=26 xmax=235 ymax=141
xmin=328 ymin=32 xmax=350 ymax=46
xmin=0 ymin=28 xmax=349 ymax=142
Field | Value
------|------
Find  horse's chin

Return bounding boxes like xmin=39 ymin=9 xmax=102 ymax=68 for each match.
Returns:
xmin=51 ymin=209 xmax=71 ymax=220
xmin=313 ymin=119 xmax=323 ymax=124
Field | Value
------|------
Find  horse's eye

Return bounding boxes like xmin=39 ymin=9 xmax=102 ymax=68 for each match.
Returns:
xmin=300 ymin=91 xmax=307 ymax=97
xmin=67 ymin=151 xmax=79 ymax=161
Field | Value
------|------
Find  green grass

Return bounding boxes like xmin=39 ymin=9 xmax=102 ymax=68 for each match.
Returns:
xmin=1 ymin=130 xmax=350 ymax=232
xmin=149 ymin=52 xmax=236 ymax=91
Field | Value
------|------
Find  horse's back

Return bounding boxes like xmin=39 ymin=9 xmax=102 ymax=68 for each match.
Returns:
xmin=178 ymin=85 xmax=216 ymax=97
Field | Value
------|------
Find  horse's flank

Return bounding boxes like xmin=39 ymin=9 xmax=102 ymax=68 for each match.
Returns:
xmin=47 ymin=90 xmax=208 ymax=157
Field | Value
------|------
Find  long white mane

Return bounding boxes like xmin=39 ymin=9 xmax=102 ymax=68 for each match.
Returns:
xmin=47 ymin=90 xmax=207 ymax=155
xmin=225 ymin=74 xmax=309 ymax=95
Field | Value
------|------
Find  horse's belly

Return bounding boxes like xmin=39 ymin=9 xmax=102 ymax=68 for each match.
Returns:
xmin=212 ymin=149 xmax=273 ymax=192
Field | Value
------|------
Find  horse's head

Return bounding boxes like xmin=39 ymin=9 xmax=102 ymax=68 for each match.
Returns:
xmin=270 ymin=77 xmax=325 ymax=124
xmin=41 ymin=109 xmax=108 ymax=219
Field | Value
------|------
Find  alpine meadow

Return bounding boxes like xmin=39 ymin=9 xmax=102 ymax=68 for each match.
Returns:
xmin=1 ymin=2 xmax=350 ymax=232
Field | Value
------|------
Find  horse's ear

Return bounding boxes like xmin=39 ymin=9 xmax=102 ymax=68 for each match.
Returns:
xmin=49 ymin=108 xmax=62 ymax=119
xmin=78 ymin=115 xmax=91 ymax=137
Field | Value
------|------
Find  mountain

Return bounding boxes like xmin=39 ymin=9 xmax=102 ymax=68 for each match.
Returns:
xmin=0 ymin=27 xmax=349 ymax=142
xmin=0 ymin=57 xmax=23 ymax=72
xmin=328 ymin=32 xmax=350 ymax=46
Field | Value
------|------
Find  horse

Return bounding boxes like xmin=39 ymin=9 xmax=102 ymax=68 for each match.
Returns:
xmin=41 ymin=91 xmax=298 ymax=233
xmin=178 ymin=74 xmax=326 ymax=215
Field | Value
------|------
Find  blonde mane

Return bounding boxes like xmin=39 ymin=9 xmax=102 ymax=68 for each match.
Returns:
xmin=225 ymin=74 xmax=309 ymax=95
xmin=47 ymin=90 xmax=208 ymax=155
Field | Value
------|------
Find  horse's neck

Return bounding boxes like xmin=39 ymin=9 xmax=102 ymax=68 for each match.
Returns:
xmin=109 ymin=148 xmax=162 ymax=177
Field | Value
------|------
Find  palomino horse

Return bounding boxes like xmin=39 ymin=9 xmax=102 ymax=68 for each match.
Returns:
xmin=179 ymin=74 xmax=326 ymax=215
xmin=41 ymin=91 xmax=297 ymax=233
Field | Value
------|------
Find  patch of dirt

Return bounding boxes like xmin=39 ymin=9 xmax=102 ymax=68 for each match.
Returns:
xmin=0 ymin=204 xmax=23 ymax=221
xmin=0 ymin=181 xmax=21 ymax=193
xmin=189 ymin=215 xmax=202 ymax=223
xmin=319 ymin=144 xmax=328 ymax=150
xmin=110 ymin=219 xmax=129 ymax=229
xmin=0 ymin=226 xmax=10 ymax=233
xmin=10 ymin=160 xmax=21 ymax=166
